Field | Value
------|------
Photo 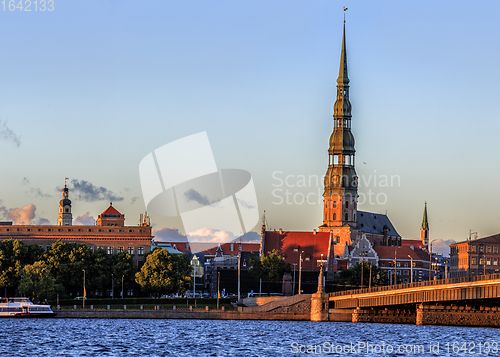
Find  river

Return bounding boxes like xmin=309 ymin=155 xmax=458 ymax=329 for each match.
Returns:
xmin=0 ymin=319 xmax=498 ymax=356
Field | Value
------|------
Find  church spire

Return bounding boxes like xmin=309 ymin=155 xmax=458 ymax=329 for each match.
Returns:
xmin=320 ymin=18 xmax=357 ymax=230
xmin=58 ymin=178 xmax=73 ymax=226
xmin=420 ymin=202 xmax=429 ymax=249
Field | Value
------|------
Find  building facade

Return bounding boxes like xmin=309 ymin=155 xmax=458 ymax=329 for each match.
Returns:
xmin=0 ymin=186 xmax=152 ymax=270
xmin=450 ymin=234 xmax=500 ymax=278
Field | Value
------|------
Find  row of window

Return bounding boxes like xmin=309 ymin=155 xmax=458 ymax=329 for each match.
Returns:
xmin=471 ymin=257 xmax=499 ymax=266
xmin=103 ymin=246 xmax=144 ymax=255
xmin=452 ymin=245 xmax=499 ymax=254
xmin=0 ymin=227 xmax=146 ymax=233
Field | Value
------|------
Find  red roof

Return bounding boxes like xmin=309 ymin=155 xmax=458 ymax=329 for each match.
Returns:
xmin=263 ymin=230 xmax=336 ymax=271
xmin=401 ymin=239 xmax=426 ymax=250
xmin=373 ymin=245 xmax=430 ymax=261
xmin=101 ymin=205 xmax=122 ymax=215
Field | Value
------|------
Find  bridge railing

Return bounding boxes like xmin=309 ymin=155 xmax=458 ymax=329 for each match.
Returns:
xmin=329 ymin=273 xmax=500 ymax=298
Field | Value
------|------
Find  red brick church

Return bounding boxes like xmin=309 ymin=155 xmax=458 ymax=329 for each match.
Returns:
xmin=260 ymin=22 xmax=401 ymax=275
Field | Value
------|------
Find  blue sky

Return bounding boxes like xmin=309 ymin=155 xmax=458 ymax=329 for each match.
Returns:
xmin=1 ymin=1 xmax=500 ymax=254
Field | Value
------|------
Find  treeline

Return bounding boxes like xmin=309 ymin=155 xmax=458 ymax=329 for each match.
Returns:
xmin=0 ymin=239 xmax=134 ymax=302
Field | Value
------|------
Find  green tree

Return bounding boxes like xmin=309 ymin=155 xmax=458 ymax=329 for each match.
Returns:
xmin=18 ymin=261 xmax=63 ymax=302
xmin=135 ymin=248 xmax=192 ymax=296
xmin=337 ymin=261 xmax=388 ymax=288
xmin=0 ymin=240 xmax=44 ymax=296
xmin=111 ymin=252 xmax=135 ymax=298
xmin=44 ymin=240 xmax=94 ymax=297
xmin=249 ymin=250 xmax=291 ymax=294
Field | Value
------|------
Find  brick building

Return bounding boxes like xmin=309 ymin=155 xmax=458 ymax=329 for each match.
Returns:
xmin=450 ymin=234 xmax=500 ymax=278
xmin=0 ymin=184 xmax=152 ymax=270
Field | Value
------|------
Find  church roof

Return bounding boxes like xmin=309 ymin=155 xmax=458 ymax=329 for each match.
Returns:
xmin=101 ymin=204 xmax=122 ymax=216
xmin=263 ymin=230 xmax=335 ymax=271
xmin=356 ymin=211 xmax=400 ymax=237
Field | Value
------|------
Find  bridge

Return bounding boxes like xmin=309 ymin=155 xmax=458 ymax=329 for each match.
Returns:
xmin=328 ymin=273 xmax=500 ymax=326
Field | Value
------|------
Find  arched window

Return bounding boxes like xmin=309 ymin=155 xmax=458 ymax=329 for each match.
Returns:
xmin=333 ymin=213 xmax=336 ymax=220
xmin=333 ymin=201 xmax=337 ymax=208
xmin=346 ymin=201 xmax=349 ymax=209
xmin=345 ymin=213 xmax=348 ymax=221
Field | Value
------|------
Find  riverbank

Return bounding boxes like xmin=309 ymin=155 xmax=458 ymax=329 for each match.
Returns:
xmin=56 ymin=308 xmax=310 ymax=320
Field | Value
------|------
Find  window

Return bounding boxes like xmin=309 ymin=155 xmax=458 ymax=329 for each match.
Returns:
xmin=118 ymin=247 xmax=124 ymax=253
xmin=479 ymin=246 xmax=484 ymax=253
xmin=107 ymin=247 xmax=113 ymax=255
xmin=346 ymin=201 xmax=349 ymax=209
xmin=333 ymin=201 xmax=337 ymax=208
xmin=472 ymin=246 xmax=477 ymax=252
xmin=472 ymin=257 xmax=477 ymax=265
xmin=345 ymin=213 xmax=348 ymax=221
xmin=128 ymin=247 xmax=134 ymax=255
xmin=333 ymin=213 xmax=336 ymax=220
xmin=305 ymin=257 xmax=310 ymax=261
xmin=396 ymin=262 xmax=401 ymax=267
xmin=487 ymin=246 xmax=492 ymax=253
xmin=495 ymin=246 xmax=498 ymax=254
xmin=487 ymin=258 xmax=491 ymax=266
xmin=138 ymin=247 xmax=144 ymax=256
xmin=336 ymin=236 xmax=340 ymax=244
xmin=494 ymin=258 xmax=498 ymax=266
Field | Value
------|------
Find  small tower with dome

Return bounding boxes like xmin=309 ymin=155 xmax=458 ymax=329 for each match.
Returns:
xmin=58 ymin=178 xmax=73 ymax=226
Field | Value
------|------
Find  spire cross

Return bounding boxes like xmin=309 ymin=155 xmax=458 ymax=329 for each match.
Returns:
xmin=343 ymin=6 xmax=348 ymax=23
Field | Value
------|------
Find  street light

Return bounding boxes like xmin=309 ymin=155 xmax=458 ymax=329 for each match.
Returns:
xmin=292 ymin=263 xmax=297 ymax=295
xmin=298 ymin=251 xmax=304 ymax=294
xmin=238 ymin=243 xmax=241 ymax=301
xmin=408 ymin=255 xmax=413 ymax=283
xmin=82 ymin=269 xmax=86 ymax=309
xmin=111 ymin=273 xmax=114 ymax=299
xmin=121 ymin=274 xmax=124 ymax=298
xmin=429 ymin=241 xmax=433 ymax=282
xmin=193 ymin=258 xmax=197 ymax=298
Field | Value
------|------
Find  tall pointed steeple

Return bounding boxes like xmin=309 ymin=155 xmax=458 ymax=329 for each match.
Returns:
xmin=421 ymin=202 xmax=429 ymax=248
xmin=320 ymin=20 xmax=358 ymax=229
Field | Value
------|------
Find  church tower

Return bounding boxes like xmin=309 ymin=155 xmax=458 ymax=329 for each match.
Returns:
xmin=321 ymin=21 xmax=358 ymax=229
xmin=421 ymin=202 xmax=429 ymax=249
xmin=58 ymin=179 xmax=72 ymax=226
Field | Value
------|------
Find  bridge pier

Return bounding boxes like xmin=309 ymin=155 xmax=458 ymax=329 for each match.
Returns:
xmin=416 ymin=303 xmax=500 ymax=327
xmin=310 ymin=260 xmax=329 ymax=322
xmin=352 ymin=307 xmax=415 ymax=324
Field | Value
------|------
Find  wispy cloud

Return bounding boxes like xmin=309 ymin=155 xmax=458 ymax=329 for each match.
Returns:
xmin=22 ymin=177 xmax=52 ymax=199
xmin=0 ymin=120 xmax=21 ymax=147
xmin=68 ymin=179 xmax=124 ymax=202
xmin=131 ymin=196 xmax=140 ymax=204
xmin=184 ymin=189 xmax=212 ymax=206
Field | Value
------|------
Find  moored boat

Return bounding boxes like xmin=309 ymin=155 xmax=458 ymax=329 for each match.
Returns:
xmin=0 ymin=297 xmax=57 ymax=317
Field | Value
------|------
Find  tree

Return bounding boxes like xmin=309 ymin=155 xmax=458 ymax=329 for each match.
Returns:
xmin=249 ymin=250 xmax=291 ymax=294
xmin=0 ymin=239 xmax=44 ymax=296
xmin=135 ymin=248 xmax=192 ymax=296
xmin=111 ymin=252 xmax=135 ymax=298
xmin=337 ymin=261 xmax=388 ymax=288
xmin=43 ymin=240 xmax=94 ymax=297
xmin=18 ymin=261 xmax=63 ymax=302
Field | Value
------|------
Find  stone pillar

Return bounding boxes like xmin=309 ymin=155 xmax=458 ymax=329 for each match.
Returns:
xmin=310 ymin=260 xmax=329 ymax=322
xmin=352 ymin=307 xmax=360 ymax=323
xmin=416 ymin=304 xmax=424 ymax=325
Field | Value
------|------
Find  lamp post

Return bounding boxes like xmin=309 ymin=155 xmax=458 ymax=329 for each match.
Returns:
xmin=360 ymin=255 xmax=364 ymax=289
xmin=238 ymin=243 xmax=241 ymax=301
xmin=217 ymin=271 xmax=220 ymax=310
xmin=111 ymin=273 xmax=114 ymax=299
xmin=298 ymin=251 xmax=304 ymax=294
xmin=429 ymin=241 xmax=433 ymax=282
xmin=394 ymin=250 xmax=397 ymax=286
xmin=292 ymin=263 xmax=297 ymax=295
xmin=193 ymin=258 xmax=197 ymax=298
xmin=408 ymin=255 xmax=413 ymax=283
xmin=121 ymin=274 xmax=124 ymax=298
xmin=82 ymin=269 xmax=86 ymax=309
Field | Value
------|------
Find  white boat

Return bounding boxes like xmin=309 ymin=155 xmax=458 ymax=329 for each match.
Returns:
xmin=0 ymin=297 xmax=57 ymax=318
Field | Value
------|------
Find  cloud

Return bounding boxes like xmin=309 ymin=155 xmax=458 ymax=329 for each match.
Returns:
xmin=432 ymin=239 xmax=456 ymax=256
xmin=130 ymin=197 xmax=140 ymax=204
xmin=237 ymin=198 xmax=255 ymax=210
xmin=184 ymin=189 xmax=212 ymax=206
xmin=34 ymin=218 xmax=51 ymax=225
xmin=0 ymin=120 xmax=21 ymax=147
xmin=22 ymin=177 xmax=52 ymax=199
xmin=153 ymin=227 xmax=187 ymax=241
xmin=69 ymin=179 xmax=124 ymax=202
xmin=188 ymin=228 xmax=236 ymax=243
xmin=74 ymin=212 xmax=96 ymax=226
xmin=6 ymin=204 xmax=36 ymax=225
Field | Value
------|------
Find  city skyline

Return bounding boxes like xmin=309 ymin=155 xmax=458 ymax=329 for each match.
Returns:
xmin=1 ymin=1 xmax=500 ymax=256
